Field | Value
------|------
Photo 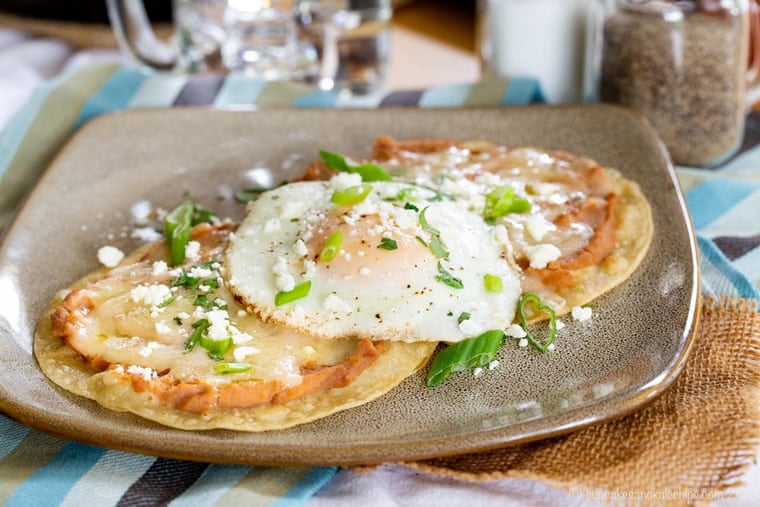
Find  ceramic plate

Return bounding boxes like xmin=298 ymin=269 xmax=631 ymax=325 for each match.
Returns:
xmin=0 ymin=106 xmax=699 ymax=465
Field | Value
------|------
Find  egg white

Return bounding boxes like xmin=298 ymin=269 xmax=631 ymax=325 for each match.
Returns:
xmin=224 ymin=178 xmax=521 ymax=343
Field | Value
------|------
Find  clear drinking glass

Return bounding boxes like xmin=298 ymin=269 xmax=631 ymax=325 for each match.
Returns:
xmin=295 ymin=0 xmax=392 ymax=95
xmin=107 ymin=0 xmax=319 ymax=79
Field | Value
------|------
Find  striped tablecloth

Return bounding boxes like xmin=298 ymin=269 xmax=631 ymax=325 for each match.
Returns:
xmin=0 ymin=61 xmax=758 ymax=506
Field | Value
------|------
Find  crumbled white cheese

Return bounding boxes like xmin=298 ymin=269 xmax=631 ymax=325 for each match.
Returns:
xmin=524 ymin=244 xmax=562 ymax=269
xmin=555 ymin=319 xmax=565 ymax=330
xmin=206 ymin=309 xmax=231 ymax=339
xmin=359 ymin=267 xmax=371 ymax=276
xmin=131 ymin=227 xmax=163 ymax=243
xmin=130 ymin=284 xmax=172 ymax=307
xmin=184 ymin=240 xmax=201 ymax=261
xmin=189 ymin=265 xmax=213 ymax=278
xmin=126 ymin=364 xmax=157 ymax=381
xmin=330 ymin=172 xmax=362 ymax=189
xmin=151 ymin=261 xmax=168 ymax=276
xmin=130 ymin=200 xmax=152 ymax=225
xmin=154 ymin=322 xmax=171 ymax=334
xmin=473 ymin=367 xmax=484 ymax=377
xmin=293 ymin=239 xmax=308 ymax=256
xmin=488 ymin=360 xmax=499 ymax=371
xmin=547 ymin=343 xmax=555 ymax=351
xmin=524 ymin=215 xmax=553 ymax=242
xmin=303 ymin=259 xmax=316 ymax=279
xmin=571 ymin=306 xmax=593 ymax=321
xmin=231 ymin=331 xmax=253 ymax=344
xmin=273 ymin=256 xmax=295 ymax=292
xmin=323 ymin=294 xmax=352 ymax=314
xmin=275 ymin=272 xmax=295 ymax=292
xmin=237 ymin=309 xmax=247 ymax=317
xmin=233 ymin=346 xmax=260 ymax=362
xmin=504 ymin=324 xmax=527 ymax=338
xmin=518 ymin=338 xmax=529 ymax=348
xmin=97 ymin=245 xmax=124 ymax=268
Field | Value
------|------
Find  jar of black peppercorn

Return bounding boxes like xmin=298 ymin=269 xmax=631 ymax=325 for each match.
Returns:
xmin=600 ymin=0 xmax=751 ymax=167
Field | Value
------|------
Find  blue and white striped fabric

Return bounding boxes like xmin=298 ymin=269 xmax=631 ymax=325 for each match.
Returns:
xmin=679 ymin=132 xmax=760 ymax=300
xmin=0 ymin=61 xmax=757 ymax=506
xmin=0 ymin=413 xmax=337 ymax=506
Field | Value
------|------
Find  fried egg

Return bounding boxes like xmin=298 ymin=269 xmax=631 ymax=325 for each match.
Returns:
xmin=225 ymin=176 xmax=521 ymax=343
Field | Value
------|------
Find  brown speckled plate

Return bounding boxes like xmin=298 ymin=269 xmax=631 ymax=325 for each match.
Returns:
xmin=0 ymin=106 xmax=699 ymax=466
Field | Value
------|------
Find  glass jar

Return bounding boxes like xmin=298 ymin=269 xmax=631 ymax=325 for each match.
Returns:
xmin=599 ymin=0 xmax=750 ymax=167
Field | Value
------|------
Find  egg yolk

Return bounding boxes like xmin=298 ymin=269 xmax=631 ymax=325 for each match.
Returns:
xmin=306 ymin=214 xmax=436 ymax=284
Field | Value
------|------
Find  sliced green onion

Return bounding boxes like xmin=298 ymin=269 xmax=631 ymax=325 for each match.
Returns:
xmin=199 ymin=334 xmax=232 ymax=360
xmin=319 ymin=231 xmax=343 ymax=263
xmin=330 ymin=184 xmax=373 ymax=206
xmin=214 ymin=362 xmax=253 ymax=374
xmin=173 ymin=316 xmax=183 ymax=326
xmin=275 ymin=280 xmax=312 ymax=306
xmin=377 ymin=237 xmax=398 ymax=251
xmin=416 ymin=235 xmax=428 ymax=247
xmin=483 ymin=186 xmax=531 ymax=220
xmin=404 ymin=202 xmax=419 ymax=212
xmin=319 ymin=150 xmax=391 ymax=181
xmin=435 ymin=261 xmax=463 ymax=289
xmin=484 ymin=274 xmax=503 ymax=293
xmin=516 ymin=293 xmax=557 ymax=353
xmin=164 ymin=201 xmax=194 ymax=266
xmin=184 ymin=318 xmax=209 ymax=353
xmin=426 ymin=330 xmax=505 ymax=387
xmin=429 ymin=236 xmax=449 ymax=259
xmin=419 ymin=206 xmax=441 ymax=236
xmin=457 ymin=312 xmax=471 ymax=324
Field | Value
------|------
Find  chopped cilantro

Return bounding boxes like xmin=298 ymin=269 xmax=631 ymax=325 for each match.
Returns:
xmin=435 ymin=262 xmax=464 ymax=289
xmin=378 ymin=237 xmax=398 ymax=251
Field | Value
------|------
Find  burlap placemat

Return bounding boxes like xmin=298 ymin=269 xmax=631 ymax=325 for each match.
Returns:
xmin=402 ymin=296 xmax=760 ymax=505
